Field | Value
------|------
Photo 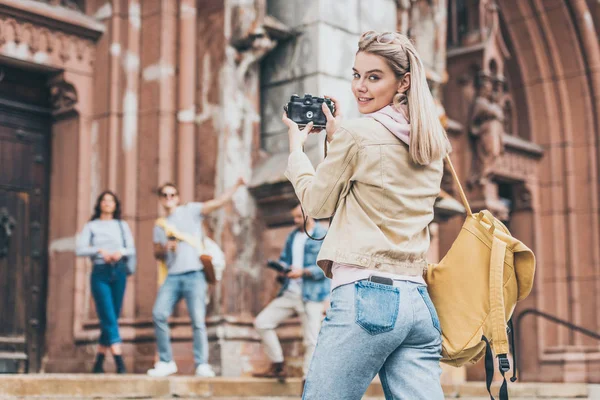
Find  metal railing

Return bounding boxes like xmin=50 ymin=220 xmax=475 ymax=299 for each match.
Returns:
xmin=512 ymin=308 xmax=600 ymax=380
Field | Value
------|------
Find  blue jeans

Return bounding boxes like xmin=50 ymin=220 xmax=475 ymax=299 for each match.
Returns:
xmin=303 ymin=280 xmax=443 ymax=400
xmin=152 ymin=270 xmax=208 ymax=366
xmin=90 ymin=262 xmax=127 ymax=346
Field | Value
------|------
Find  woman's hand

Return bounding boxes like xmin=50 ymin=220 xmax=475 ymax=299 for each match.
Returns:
xmin=110 ymin=251 xmax=123 ymax=263
xmin=235 ymin=177 xmax=246 ymax=188
xmin=323 ymin=95 xmax=342 ymax=143
xmin=282 ymin=113 xmax=315 ymax=153
xmin=98 ymin=249 xmax=112 ymax=263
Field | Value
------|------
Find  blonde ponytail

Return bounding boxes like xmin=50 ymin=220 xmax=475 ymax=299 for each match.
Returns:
xmin=358 ymin=31 xmax=451 ymax=165
xmin=405 ymin=48 xmax=451 ymax=165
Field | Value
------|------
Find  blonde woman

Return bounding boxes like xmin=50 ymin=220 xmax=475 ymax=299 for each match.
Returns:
xmin=283 ymin=31 xmax=451 ymax=399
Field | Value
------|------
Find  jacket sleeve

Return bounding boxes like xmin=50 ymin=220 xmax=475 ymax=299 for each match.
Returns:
xmin=285 ymin=127 xmax=359 ymax=219
xmin=304 ymin=265 xmax=325 ymax=280
xmin=75 ymin=223 xmax=98 ymax=257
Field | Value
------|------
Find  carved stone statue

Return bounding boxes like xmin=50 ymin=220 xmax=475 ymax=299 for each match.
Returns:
xmin=49 ymin=79 xmax=78 ymax=117
xmin=234 ymin=29 xmax=277 ymax=82
xmin=468 ymin=72 xmax=505 ymax=186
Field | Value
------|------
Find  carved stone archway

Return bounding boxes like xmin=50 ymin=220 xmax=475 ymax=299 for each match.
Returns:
xmin=446 ymin=0 xmax=600 ymax=383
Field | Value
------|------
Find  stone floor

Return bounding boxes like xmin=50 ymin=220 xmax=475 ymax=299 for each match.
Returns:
xmin=0 ymin=375 xmax=599 ymax=399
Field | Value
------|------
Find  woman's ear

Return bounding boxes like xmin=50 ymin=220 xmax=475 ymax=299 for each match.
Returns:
xmin=397 ymin=72 xmax=411 ymax=94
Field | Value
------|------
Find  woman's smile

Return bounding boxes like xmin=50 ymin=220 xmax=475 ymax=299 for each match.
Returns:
xmin=357 ymin=96 xmax=374 ymax=105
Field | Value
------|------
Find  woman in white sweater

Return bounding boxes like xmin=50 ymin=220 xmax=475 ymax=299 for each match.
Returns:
xmin=76 ymin=191 xmax=135 ymax=374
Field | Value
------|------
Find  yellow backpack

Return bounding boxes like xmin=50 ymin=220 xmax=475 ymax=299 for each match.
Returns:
xmin=425 ymin=156 xmax=536 ymax=400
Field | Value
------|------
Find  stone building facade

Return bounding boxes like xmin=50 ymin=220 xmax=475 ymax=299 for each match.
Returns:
xmin=0 ymin=0 xmax=599 ymax=384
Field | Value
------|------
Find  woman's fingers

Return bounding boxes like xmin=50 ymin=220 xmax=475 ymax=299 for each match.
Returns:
xmin=282 ymin=112 xmax=298 ymax=129
xmin=301 ymin=121 xmax=314 ymax=134
xmin=324 ymin=95 xmax=342 ymax=118
xmin=322 ymin=102 xmax=334 ymax=121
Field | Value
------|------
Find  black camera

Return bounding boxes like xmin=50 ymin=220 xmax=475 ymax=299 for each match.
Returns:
xmin=284 ymin=94 xmax=334 ymax=128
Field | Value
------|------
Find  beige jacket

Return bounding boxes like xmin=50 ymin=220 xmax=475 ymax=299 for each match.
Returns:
xmin=285 ymin=118 xmax=443 ymax=278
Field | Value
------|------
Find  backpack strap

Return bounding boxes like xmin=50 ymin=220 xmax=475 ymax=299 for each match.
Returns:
xmin=486 ymin=235 xmax=510 ymax=400
xmin=482 ymin=335 xmax=495 ymax=400
xmin=508 ymin=318 xmax=518 ymax=383
xmin=445 ymin=155 xmax=473 ymax=216
xmin=155 ymin=218 xmax=204 ymax=252
xmin=490 ymin=236 xmax=509 ymax=355
xmin=117 ymin=220 xmax=127 ymax=249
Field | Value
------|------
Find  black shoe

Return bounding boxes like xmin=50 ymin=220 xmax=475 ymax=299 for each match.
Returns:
xmin=114 ymin=354 xmax=127 ymax=374
xmin=92 ymin=353 xmax=105 ymax=374
xmin=252 ymin=361 xmax=287 ymax=382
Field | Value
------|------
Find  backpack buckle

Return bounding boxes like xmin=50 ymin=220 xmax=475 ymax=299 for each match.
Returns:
xmin=498 ymin=354 xmax=510 ymax=373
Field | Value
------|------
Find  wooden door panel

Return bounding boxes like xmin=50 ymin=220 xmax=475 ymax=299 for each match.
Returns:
xmin=0 ymin=84 xmax=50 ymax=372
xmin=0 ymin=190 xmax=30 ymax=372
xmin=0 ymin=126 xmax=46 ymax=189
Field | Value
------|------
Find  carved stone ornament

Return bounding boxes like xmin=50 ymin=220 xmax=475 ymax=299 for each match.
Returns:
xmin=35 ymin=0 xmax=85 ymax=13
xmin=49 ymin=79 xmax=78 ymax=116
xmin=231 ymin=15 xmax=293 ymax=82
xmin=0 ymin=8 xmax=99 ymax=72
xmin=512 ymin=183 xmax=533 ymax=212
xmin=235 ymin=30 xmax=277 ymax=82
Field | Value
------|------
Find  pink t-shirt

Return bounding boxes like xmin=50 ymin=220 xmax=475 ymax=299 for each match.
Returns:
xmin=331 ymin=262 xmax=426 ymax=290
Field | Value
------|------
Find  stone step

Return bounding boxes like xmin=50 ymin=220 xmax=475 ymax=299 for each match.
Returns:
xmin=0 ymin=375 xmax=598 ymax=399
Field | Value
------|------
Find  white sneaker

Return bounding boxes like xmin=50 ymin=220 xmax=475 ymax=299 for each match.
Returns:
xmin=195 ymin=363 xmax=216 ymax=377
xmin=147 ymin=361 xmax=177 ymax=377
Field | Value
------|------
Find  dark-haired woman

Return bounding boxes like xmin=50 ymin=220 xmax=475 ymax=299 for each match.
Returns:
xmin=76 ymin=191 xmax=135 ymax=374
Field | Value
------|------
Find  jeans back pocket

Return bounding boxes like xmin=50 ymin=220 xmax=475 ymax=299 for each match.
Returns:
xmin=417 ymin=286 xmax=441 ymax=333
xmin=354 ymin=281 xmax=400 ymax=335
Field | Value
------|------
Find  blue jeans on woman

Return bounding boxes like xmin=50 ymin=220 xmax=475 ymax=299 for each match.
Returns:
xmin=152 ymin=270 xmax=208 ymax=366
xmin=302 ymin=280 xmax=444 ymax=400
xmin=90 ymin=262 xmax=127 ymax=346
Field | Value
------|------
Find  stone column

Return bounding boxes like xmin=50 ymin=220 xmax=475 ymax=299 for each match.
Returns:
xmin=176 ymin=0 xmax=197 ymax=203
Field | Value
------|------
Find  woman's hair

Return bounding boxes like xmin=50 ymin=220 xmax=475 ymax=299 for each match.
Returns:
xmin=358 ymin=31 xmax=451 ymax=165
xmin=90 ymin=191 xmax=122 ymax=221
